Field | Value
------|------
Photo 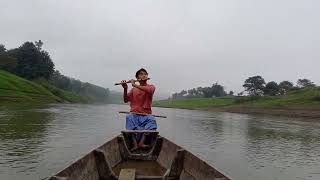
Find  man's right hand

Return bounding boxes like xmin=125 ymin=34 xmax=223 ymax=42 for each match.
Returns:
xmin=121 ymin=80 xmax=128 ymax=89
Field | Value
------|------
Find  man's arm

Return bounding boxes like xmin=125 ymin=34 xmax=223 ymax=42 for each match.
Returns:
xmin=131 ymin=82 xmax=155 ymax=94
xmin=121 ymin=80 xmax=130 ymax=103
xmin=123 ymin=88 xmax=129 ymax=103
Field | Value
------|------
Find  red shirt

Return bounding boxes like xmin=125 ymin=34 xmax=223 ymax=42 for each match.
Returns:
xmin=127 ymin=84 xmax=155 ymax=114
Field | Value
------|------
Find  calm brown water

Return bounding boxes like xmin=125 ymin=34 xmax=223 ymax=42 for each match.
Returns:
xmin=0 ymin=104 xmax=320 ymax=180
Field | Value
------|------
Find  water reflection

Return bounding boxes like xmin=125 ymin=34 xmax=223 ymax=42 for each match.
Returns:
xmin=0 ymin=106 xmax=53 ymax=176
xmin=245 ymin=116 xmax=320 ymax=179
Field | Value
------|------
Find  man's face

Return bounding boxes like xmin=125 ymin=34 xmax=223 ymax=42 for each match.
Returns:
xmin=138 ymin=71 xmax=148 ymax=80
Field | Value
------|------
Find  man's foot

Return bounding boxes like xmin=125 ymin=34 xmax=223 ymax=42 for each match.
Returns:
xmin=130 ymin=145 xmax=139 ymax=151
xmin=138 ymin=143 xmax=150 ymax=149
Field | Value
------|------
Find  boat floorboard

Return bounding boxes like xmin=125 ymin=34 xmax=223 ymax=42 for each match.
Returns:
xmin=112 ymin=160 xmax=167 ymax=177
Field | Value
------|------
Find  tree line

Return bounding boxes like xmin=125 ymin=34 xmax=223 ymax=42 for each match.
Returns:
xmin=170 ymin=76 xmax=317 ymax=99
xmin=0 ymin=41 xmax=109 ymax=102
xmin=242 ymin=75 xmax=316 ymax=96
xmin=171 ymin=83 xmax=229 ymax=99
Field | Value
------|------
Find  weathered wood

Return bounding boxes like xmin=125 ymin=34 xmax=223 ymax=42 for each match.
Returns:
xmin=167 ymin=149 xmax=185 ymax=179
xmin=120 ymin=135 xmax=162 ymax=161
xmin=93 ymin=149 xmax=117 ymax=180
xmin=50 ymin=176 xmax=68 ymax=180
xmin=118 ymin=169 xmax=136 ymax=180
xmin=121 ymin=130 xmax=159 ymax=134
xmin=151 ymin=137 xmax=163 ymax=159
xmin=48 ymin=134 xmax=232 ymax=180
xmin=118 ymin=111 xmax=167 ymax=118
xmin=135 ymin=175 xmax=164 ymax=180
xmin=118 ymin=136 xmax=130 ymax=160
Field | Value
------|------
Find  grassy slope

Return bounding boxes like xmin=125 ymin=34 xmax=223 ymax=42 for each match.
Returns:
xmin=0 ymin=70 xmax=88 ymax=105
xmin=0 ymin=70 xmax=62 ymax=104
xmin=153 ymin=97 xmax=235 ymax=109
xmin=35 ymin=79 xmax=90 ymax=103
xmin=153 ymin=88 xmax=320 ymax=110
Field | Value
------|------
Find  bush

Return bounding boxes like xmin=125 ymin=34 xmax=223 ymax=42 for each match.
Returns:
xmin=313 ymin=96 xmax=320 ymax=101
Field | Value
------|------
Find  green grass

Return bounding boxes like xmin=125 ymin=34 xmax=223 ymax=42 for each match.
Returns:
xmin=153 ymin=97 xmax=235 ymax=109
xmin=0 ymin=70 xmax=61 ymax=104
xmin=35 ymin=79 xmax=91 ymax=103
xmin=154 ymin=88 xmax=320 ymax=110
xmin=0 ymin=70 xmax=90 ymax=105
xmin=234 ymin=88 xmax=320 ymax=108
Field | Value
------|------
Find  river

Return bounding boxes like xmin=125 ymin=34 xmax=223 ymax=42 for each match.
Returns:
xmin=0 ymin=104 xmax=319 ymax=180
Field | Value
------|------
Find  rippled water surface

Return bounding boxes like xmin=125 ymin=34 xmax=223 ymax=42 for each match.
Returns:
xmin=0 ymin=104 xmax=320 ymax=180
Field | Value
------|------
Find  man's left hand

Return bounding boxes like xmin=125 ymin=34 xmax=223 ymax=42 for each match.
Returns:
xmin=130 ymin=79 xmax=135 ymax=86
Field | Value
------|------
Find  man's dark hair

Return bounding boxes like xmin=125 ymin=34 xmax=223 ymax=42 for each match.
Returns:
xmin=135 ymin=68 xmax=148 ymax=78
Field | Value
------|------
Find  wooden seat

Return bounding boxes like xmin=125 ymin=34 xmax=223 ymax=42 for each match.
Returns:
xmin=121 ymin=130 xmax=159 ymax=134
xmin=119 ymin=169 xmax=136 ymax=180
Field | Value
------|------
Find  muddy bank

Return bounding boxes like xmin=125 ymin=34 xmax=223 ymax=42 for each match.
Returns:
xmin=199 ymin=106 xmax=320 ymax=119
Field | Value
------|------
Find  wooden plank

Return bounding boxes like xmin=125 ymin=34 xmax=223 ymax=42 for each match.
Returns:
xmin=50 ymin=176 xmax=68 ymax=180
xmin=93 ymin=149 xmax=117 ymax=180
xmin=119 ymin=168 xmax=136 ymax=180
xmin=119 ymin=111 xmax=167 ymax=118
xmin=135 ymin=175 xmax=163 ymax=179
xmin=122 ymin=130 xmax=159 ymax=134
xmin=167 ymin=149 xmax=185 ymax=178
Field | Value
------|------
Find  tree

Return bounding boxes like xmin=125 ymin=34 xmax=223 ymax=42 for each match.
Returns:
xmin=179 ymin=90 xmax=187 ymax=97
xmin=35 ymin=40 xmax=43 ymax=51
xmin=243 ymin=75 xmax=266 ymax=96
xmin=297 ymin=79 xmax=316 ymax=88
xmin=172 ymin=93 xmax=179 ymax=99
xmin=229 ymin=91 xmax=234 ymax=96
xmin=211 ymin=83 xmax=226 ymax=97
xmin=0 ymin=55 xmax=17 ymax=73
xmin=237 ymin=91 xmax=244 ymax=96
xmin=279 ymin=81 xmax=294 ymax=95
xmin=0 ymin=44 xmax=6 ymax=54
xmin=187 ymin=88 xmax=197 ymax=97
xmin=0 ymin=44 xmax=17 ymax=72
xmin=196 ymin=87 xmax=203 ymax=96
xmin=263 ymin=81 xmax=280 ymax=96
xmin=7 ymin=41 xmax=55 ymax=80
xmin=201 ymin=87 xmax=213 ymax=98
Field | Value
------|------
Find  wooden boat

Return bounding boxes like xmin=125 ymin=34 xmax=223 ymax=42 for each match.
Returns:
xmin=48 ymin=130 xmax=231 ymax=180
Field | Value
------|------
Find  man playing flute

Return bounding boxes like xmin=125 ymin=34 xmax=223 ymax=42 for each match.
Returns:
xmin=121 ymin=68 xmax=157 ymax=151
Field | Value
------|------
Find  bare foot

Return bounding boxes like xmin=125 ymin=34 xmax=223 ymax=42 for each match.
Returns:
xmin=138 ymin=143 xmax=150 ymax=149
xmin=130 ymin=145 xmax=139 ymax=151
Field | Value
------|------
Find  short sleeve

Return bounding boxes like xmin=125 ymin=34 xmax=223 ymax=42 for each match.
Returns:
xmin=127 ymin=89 xmax=133 ymax=101
xmin=146 ymin=85 xmax=155 ymax=95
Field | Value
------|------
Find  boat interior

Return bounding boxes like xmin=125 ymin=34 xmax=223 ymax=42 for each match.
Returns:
xmin=49 ymin=131 xmax=230 ymax=180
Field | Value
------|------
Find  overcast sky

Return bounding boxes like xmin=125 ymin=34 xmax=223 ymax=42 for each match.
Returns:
xmin=1 ymin=0 xmax=319 ymax=99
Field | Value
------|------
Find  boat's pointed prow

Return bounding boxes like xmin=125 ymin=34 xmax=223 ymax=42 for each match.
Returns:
xmin=48 ymin=133 xmax=232 ymax=180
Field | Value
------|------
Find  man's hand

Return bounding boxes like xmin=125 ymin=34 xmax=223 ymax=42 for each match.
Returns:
xmin=130 ymin=79 xmax=135 ymax=86
xmin=121 ymin=80 xmax=128 ymax=89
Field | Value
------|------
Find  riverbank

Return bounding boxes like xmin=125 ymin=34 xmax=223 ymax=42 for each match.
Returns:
xmin=0 ymin=70 xmax=89 ymax=106
xmin=153 ymin=88 xmax=320 ymax=118
xmin=200 ymin=106 xmax=320 ymax=118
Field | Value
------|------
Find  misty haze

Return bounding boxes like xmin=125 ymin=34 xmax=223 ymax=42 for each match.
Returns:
xmin=1 ymin=1 xmax=320 ymax=180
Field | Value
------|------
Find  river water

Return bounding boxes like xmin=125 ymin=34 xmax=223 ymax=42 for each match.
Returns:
xmin=0 ymin=104 xmax=319 ymax=180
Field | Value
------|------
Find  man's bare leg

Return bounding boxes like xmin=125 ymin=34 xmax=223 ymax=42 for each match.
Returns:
xmin=130 ymin=133 xmax=138 ymax=151
xmin=138 ymin=133 xmax=150 ymax=149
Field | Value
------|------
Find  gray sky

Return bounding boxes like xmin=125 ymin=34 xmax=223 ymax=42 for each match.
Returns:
xmin=1 ymin=0 xmax=319 ymax=99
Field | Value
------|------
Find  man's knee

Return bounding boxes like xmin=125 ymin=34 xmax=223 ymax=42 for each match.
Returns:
xmin=126 ymin=114 xmax=137 ymax=129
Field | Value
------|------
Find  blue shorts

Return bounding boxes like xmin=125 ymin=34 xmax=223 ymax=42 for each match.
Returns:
xmin=126 ymin=113 xmax=157 ymax=130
